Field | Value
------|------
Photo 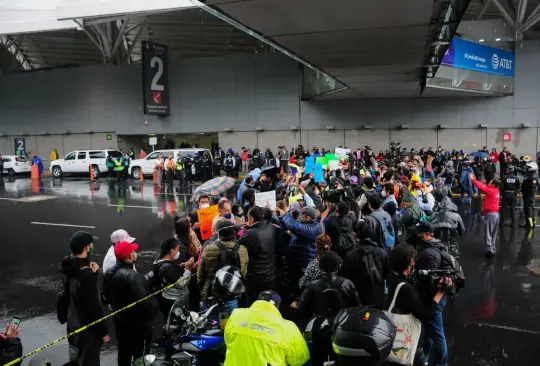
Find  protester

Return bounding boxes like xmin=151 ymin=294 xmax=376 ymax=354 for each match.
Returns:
xmin=239 ymin=206 xmax=280 ymax=304
xmin=470 ymin=173 xmax=500 ymax=256
xmin=197 ymin=220 xmax=248 ymax=310
xmin=103 ymin=229 xmax=136 ymax=273
xmin=430 ymin=189 xmax=465 ymax=257
xmin=357 ymin=176 xmax=378 ymax=217
xmin=365 ymin=195 xmax=395 ymax=248
xmin=103 ymin=241 xmax=158 ymax=366
xmin=298 ymin=234 xmax=332 ymax=289
xmin=293 ymin=251 xmax=359 ymax=323
xmin=152 ymin=237 xmax=196 ymax=320
xmin=343 ymin=221 xmax=388 ymax=308
xmin=0 ymin=323 xmax=22 ymax=365
xmin=323 ymin=201 xmax=355 ymax=258
xmin=212 ymin=199 xmax=235 ymax=233
xmin=60 ymin=231 xmax=109 ymax=366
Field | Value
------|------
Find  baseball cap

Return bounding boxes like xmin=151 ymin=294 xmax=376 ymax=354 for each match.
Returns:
xmin=110 ymin=229 xmax=135 ymax=244
xmin=258 ymin=290 xmax=281 ymax=308
xmin=114 ymin=241 xmax=139 ymax=259
xmin=70 ymin=231 xmax=99 ymax=255
xmin=301 ymin=206 xmax=318 ymax=219
xmin=416 ymin=221 xmax=435 ymax=234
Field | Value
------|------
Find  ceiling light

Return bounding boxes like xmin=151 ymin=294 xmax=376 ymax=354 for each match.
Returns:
xmin=479 ymin=39 xmax=485 ymax=42
xmin=495 ymin=38 xmax=501 ymax=41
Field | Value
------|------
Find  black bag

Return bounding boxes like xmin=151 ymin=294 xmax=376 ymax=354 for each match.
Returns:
xmin=307 ymin=277 xmax=346 ymax=318
xmin=357 ymin=247 xmax=384 ymax=288
xmin=56 ymin=290 xmax=69 ymax=324
xmin=336 ymin=217 xmax=356 ymax=253
xmin=440 ymin=249 xmax=465 ymax=292
xmin=218 ymin=241 xmax=241 ymax=270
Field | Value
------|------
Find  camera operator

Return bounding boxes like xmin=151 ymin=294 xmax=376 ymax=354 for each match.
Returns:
xmin=387 ymin=244 xmax=450 ymax=366
xmin=414 ymin=221 xmax=449 ymax=366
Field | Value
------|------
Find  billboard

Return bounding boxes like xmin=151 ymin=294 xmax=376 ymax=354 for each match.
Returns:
xmin=142 ymin=41 xmax=170 ymax=115
xmin=441 ymin=37 xmax=515 ymax=77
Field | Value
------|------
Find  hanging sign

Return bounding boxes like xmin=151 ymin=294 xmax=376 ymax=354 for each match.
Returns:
xmin=142 ymin=41 xmax=170 ymax=115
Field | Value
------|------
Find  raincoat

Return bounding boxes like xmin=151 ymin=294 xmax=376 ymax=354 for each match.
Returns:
xmin=224 ymin=300 xmax=310 ymax=366
xmin=31 ymin=156 xmax=43 ymax=174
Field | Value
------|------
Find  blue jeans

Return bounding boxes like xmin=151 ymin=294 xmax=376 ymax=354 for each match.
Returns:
xmin=202 ymin=299 xmax=238 ymax=322
xmin=424 ymin=296 xmax=448 ymax=366
xmin=460 ymin=187 xmax=473 ymax=203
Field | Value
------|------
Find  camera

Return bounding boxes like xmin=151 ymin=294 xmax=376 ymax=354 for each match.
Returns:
xmin=416 ymin=269 xmax=464 ymax=296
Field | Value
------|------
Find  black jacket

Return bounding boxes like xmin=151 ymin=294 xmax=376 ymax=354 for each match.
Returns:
xmin=343 ymin=238 xmax=389 ymax=308
xmin=415 ymin=238 xmax=445 ymax=301
xmin=0 ymin=337 xmax=22 ymax=365
xmin=103 ymin=261 xmax=158 ymax=324
xmin=238 ymin=221 xmax=280 ymax=283
xmin=60 ymin=256 xmax=107 ymax=338
xmin=296 ymin=273 xmax=360 ymax=322
xmin=324 ymin=213 xmax=354 ymax=255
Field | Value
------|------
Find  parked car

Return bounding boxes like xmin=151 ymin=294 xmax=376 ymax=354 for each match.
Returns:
xmin=1 ymin=155 xmax=32 ymax=176
xmin=128 ymin=148 xmax=212 ymax=179
xmin=50 ymin=149 xmax=123 ymax=178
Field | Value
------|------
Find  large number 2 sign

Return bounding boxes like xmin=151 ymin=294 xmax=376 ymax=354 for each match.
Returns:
xmin=150 ymin=57 xmax=164 ymax=91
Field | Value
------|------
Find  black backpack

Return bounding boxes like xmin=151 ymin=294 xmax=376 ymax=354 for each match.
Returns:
xmin=356 ymin=246 xmax=384 ymax=290
xmin=57 ymin=267 xmax=90 ymax=324
xmin=439 ymin=249 xmax=465 ymax=292
xmin=336 ymin=217 xmax=356 ymax=253
xmin=307 ymin=277 xmax=347 ymax=318
xmin=218 ymin=241 xmax=241 ymax=270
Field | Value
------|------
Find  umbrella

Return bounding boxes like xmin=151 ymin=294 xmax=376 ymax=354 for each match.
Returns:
xmin=191 ymin=176 xmax=235 ymax=201
xmin=260 ymin=164 xmax=278 ymax=178
xmin=237 ymin=168 xmax=260 ymax=201
xmin=471 ymin=151 xmax=489 ymax=158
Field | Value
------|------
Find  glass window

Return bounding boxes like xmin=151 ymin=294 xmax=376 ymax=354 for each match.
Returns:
xmin=15 ymin=156 xmax=27 ymax=162
xmin=2 ymin=157 xmax=11 ymax=162
xmin=77 ymin=152 xmax=87 ymax=160
xmin=65 ymin=152 xmax=76 ymax=161
xmin=146 ymin=152 xmax=161 ymax=160
xmin=107 ymin=150 xmax=122 ymax=158
xmin=89 ymin=151 xmax=106 ymax=159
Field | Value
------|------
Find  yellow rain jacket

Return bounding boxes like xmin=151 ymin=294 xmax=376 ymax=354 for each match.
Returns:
xmin=224 ymin=300 xmax=310 ymax=366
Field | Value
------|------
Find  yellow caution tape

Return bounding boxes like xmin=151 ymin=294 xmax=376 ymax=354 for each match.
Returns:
xmin=3 ymin=273 xmax=195 ymax=366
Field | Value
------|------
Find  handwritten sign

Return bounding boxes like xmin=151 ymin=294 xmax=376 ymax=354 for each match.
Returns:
xmin=314 ymin=162 xmax=324 ymax=183
xmin=335 ymin=147 xmax=351 ymax=156
xmin=304 ymin=157 xmax=315 ymax=174
xmin=197 ymin=204 xmax=219 ymax=241
xmin=328 ymin=159 xmax=339 ymax=171
xmin=255 ymin=190 xmax=277 ymax=210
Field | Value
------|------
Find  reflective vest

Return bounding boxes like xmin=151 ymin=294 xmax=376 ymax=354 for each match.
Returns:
xmin=114 ymin=158 xmax=125 ymax=171
xmin=176 ymin=159 xmax=184 ymax=171
xmin=166 ymin=159 xmax=175 ymax=171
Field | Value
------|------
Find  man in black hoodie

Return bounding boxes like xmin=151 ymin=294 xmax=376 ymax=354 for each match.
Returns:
xmin=343 ymin=221 xmax=388 ymax=308
xmin=60 ymin=231 xmax=109 ymax=366
xmin=414 ymin=221 xmax=449 ymax=366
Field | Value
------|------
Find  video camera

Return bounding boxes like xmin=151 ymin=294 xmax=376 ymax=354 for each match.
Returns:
xmin=416 ymin=269 xmax=464 ymax=296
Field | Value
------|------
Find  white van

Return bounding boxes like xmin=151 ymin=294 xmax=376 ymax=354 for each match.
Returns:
xmin=128 ymin=148 xmax=212 ymax=179
xmin=50 ymin=149 xmax=123 ymax=178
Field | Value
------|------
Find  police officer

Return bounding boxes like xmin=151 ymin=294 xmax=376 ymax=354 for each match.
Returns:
xmin=500 ymin=165 xmax=520 ymax=227
xmin=233 ymin=152 xmax=241 ymax=178
xmin=175 ymin=153 xmax=185 ymax=186
xmin=193 ymin=153 xmax=202 ymax=182
xmin=521 ymin=162 xmax=538 ymax=228
xmin=201 ymin=152 xmax=212 ymax=182
xmin=224 ymin=149 xmax=235 ymax=177
xmin=252 ymin=147 xmax=261 ymax=169
xmin=183 ymin=155 xmax=193 ymax=184
xmin=213 ymin=155 xmax=222 ymax=177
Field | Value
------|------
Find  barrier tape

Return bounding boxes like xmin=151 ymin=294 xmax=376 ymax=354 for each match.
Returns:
xmin=3 ymin=273 xmax=196 ymax=366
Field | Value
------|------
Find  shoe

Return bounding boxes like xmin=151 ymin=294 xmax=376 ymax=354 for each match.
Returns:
xmin=485 ymin=251 xmax=496 ymax=258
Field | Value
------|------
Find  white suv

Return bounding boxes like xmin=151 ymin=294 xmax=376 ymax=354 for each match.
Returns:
xmin=50 ymin=149 xmax=123 ymax=178
xmin=1 ymin=155 xmax=32 ymax=176
xmin=129 ymin=148 xmax=212 ymax=179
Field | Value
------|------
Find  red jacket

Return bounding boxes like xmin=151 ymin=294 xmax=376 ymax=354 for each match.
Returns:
xmin=472 ymin=178 xmax=500 ymax=213
xmin=489 ymin=152 xmax=499 ymax=162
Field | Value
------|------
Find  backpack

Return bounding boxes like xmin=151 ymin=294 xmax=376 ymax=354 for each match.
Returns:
xmin=336 ymin=217 xmax=356 ymax=253
xmin=217 ymin=241 xmax=241 ymax=271
xmin=361 ymin=190 xmax=378 ymax=215
xmin=435 ymin=227 xmax=461 ymax=258
xmin=439 ymin=249 xmax=465 ymax=292
xmin=56 ymin=289 xmax=69 ymax=325
xmin=357 ymin=247 xmax=384 ymax=291
xmin=371 ymin=213 xmax=395 ymax=248
xmin=307 ymin=277 xmax=347 ymax=318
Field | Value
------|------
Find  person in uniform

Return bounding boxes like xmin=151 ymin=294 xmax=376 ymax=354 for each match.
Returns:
xmin=175 ymin=153 xmax=185 ymax=186
xmin=521 ymin=162 xmax=538 ymax=228
xmin=165 ymin=155 xmax=175 ymax=186
xmin=213 ymin=155 xmax=222 ymax=177
xmin=233 ymin=152 xmax=241 ymax=178
xmin=193 ymin=153 xmax=203 ymax=182
xmin=201 ymin=152 xmax=212 ymax=182
xmin=500 ymin=165 xmax=520 ymax=227
xmin=183 ymin=155 xmax=193 ymax=184
xmin=224 ymin=150 xmax=236 ymax=177
xmin=252 ymin=148 xmax=261 ymax=169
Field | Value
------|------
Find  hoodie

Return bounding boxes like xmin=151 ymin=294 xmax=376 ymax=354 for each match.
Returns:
xmin=415 ymin=238 xmax=445 ymax=300
xmin=60 ymin=256 xmax=108 ymax=338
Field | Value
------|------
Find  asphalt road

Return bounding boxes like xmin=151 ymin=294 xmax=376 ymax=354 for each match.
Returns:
xmin=0 ymin=176 xmax=538 ymax=365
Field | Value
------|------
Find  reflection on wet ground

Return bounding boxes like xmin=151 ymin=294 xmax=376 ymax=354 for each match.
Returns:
xmin=0 ymin=177 xmax=539 ymax=365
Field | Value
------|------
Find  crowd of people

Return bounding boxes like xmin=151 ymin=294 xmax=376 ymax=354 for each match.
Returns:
xmin=2 ymin=142 xmax=538 ymax=366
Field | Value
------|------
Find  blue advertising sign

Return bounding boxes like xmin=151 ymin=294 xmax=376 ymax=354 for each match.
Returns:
xmin=14 ymin=138 xmax=26 ymax=155
xmin=441 ymin=37 xmax=514 ymax=77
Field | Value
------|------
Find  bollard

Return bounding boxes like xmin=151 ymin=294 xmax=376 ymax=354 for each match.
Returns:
xmin=31 ymin=164 xmax=39 ymax=180
xmin=89 ymin=165 xmax=95 ymax=182
xmin=153 ymin=167 xmax=157 ymax=183
xmin=140 ymin=167 xmax=144 ymax=182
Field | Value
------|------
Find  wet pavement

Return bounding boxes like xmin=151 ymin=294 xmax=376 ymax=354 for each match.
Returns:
xmin=0 ymin=176 xmax=539 ymax=365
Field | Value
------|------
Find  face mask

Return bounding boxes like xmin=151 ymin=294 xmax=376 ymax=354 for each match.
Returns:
xmin=88 ymin=246 xmax=95 ymax=256
xmin=199 ymin=203 xmax=210 ymax=209
xmin=381 ymin=190 xmax=387 ymax=197
xmin=224 ymin=213 xmax=232 ymax=220
xmin=173 ymin=250 xmax=180 ymax=260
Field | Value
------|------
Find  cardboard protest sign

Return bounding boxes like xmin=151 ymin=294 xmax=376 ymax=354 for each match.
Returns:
xmin=314 ymin=163 xmax=324 ymax=183
xmin=304 ymin=157 xmax=315 ymax=174
xmin=255 ymin=190 xmax=277 ymax=210
xmin=335 ymin=147 xmax=351 ymax=156
xmin=197 ymin=204 xmax=219 ymax=240
xmin=328 ymin=159 xmax=339 ymax=171
xmin=316 ymin=156 xmax=328 ymax=169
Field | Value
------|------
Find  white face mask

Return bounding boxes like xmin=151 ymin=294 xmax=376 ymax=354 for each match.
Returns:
xmin=381 ymin=190 xmax=387 ymax=197
xmin=199 ymin=203 xmax=210 ymax=209
xmin=173 ymin=250 xmax=180 ymax=260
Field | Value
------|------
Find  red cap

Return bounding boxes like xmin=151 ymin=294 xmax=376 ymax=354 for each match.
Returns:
xmin=114 ymin=241 xmax=139 ymax=259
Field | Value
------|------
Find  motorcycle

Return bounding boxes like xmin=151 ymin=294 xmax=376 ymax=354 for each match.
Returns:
xmin=147 ymin=298 xmax=226 ymax=365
